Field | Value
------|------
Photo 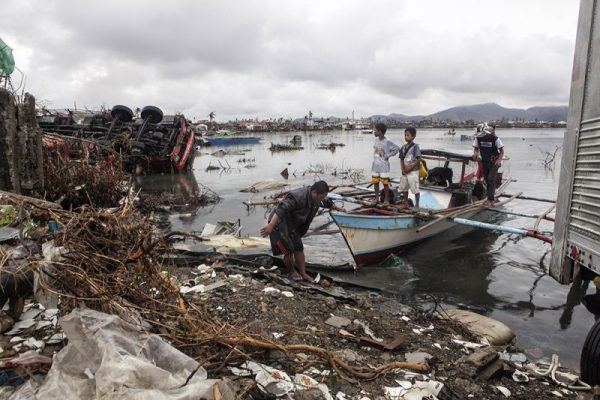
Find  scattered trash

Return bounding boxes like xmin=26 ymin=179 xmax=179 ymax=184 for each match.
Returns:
xmin=412 ymin=324 xmax=435 ymax=335
xmin=325 ymin=315 xmax=352 ymax=328
xmin=353 ymin=319 xmax=384 ymax=342
xmin=384 ymin=380 xmax=443 ymax=399
xmin=360 ymin=335 xmax=408 ymax=351
xmin=395 ymin=380 xmax=413 ymax=389
xmin=452 ymin=338 xmax=485 ymax=350
xmin=263 ymin=287 xmax=281 ymax=294
xmin=232 ymin=361 xmax=333 ymax=399
xmin=281 ymin=291 xmax=294 ymax=298
xmin=180 ymin=280 xmax=227 ymax=295
xmin=499 ymin=351 xmax=527 ymax=363
xmin=0 ymin=227 xmax=20 ymax=243
xmin=404 ymin=352 xmax=433 ymax=364
xmin=496 ymin=385 xmax=511 ymax=397
xmin=526 ymin=354 xmax=592 ymax=390
xmin=201 ymin=220 xmax=242 ymax=236
xmin=196 ymin=264 xmax=212 ymax=274
xmin=512 ymin=369 xmax=530 ymax=383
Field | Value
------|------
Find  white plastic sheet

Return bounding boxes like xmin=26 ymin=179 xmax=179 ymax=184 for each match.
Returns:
xmin=9 ymin=308 xmax=232 ymax=400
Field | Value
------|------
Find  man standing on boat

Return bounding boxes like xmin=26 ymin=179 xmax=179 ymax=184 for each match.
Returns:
xmin=472 ymin=123 xmax=504 ymax=207
xmin=371 ymin=123 xmax=400 ymax=206
xmin=260 ymin=181 xmax=346 ymax=282
xmin=399 ymin=127 xmax=421 ymax=208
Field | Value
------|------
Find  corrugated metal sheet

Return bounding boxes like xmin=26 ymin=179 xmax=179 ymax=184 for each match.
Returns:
xmin=570 ymin=117 xmax=600 ymax=241
xmin=551 ymin=0 xmax=600 ymax=283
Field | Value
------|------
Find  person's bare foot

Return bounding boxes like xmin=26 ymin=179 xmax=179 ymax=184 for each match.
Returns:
xmin=301 ymin=273 xmax=315 ymax=283
xmin=383 ymin=201 xmax=390 ymax=207
xmin=288 ymin=272 xmax=303 ymax=281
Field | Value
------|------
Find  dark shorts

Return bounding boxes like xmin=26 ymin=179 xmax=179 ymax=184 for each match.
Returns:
xmin=269 ymin=228 xmax=303 ymax=256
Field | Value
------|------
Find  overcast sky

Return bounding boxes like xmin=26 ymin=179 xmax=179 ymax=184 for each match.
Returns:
xmin=3 ymin=0 xmax=580 ymax=121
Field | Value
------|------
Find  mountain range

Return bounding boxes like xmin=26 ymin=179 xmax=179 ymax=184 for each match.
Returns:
xmin=369 ymin=103 xmax=568 ymax=123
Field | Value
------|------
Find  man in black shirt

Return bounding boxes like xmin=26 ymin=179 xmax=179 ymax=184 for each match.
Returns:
xmin=260 ymin=181 xmax=345 ymax=282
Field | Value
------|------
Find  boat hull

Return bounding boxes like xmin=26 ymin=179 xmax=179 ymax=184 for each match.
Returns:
xmin=331 ymin=209 xmax=479 ymax=266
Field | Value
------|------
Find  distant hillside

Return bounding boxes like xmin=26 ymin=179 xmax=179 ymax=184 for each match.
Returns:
xmin=371 ymin=103 xmax=568 ymax=123
xmin=525 ymin=106 xmax=568 ymax=122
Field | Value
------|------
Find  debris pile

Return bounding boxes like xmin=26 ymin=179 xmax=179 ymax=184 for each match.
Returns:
xmin=164 ymin=255 xmax=590 ymax=399
xmin=137 ymin=183 xmax=220 ymax=212
xmin=30 ymin=205 xmax=427 ymax=380
xmin=43 ymin=149 xmax=127 ymax=209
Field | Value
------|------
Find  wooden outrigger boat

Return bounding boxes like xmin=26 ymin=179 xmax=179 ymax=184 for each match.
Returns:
xmin=329 ymin=149 xmax=513 ymax=266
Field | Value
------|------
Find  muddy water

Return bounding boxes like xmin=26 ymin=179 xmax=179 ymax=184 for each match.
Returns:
xmin=138 ymin=128 xmax=595 ymax=370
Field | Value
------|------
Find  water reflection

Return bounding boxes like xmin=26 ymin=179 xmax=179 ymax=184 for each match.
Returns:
xmin=408 ymin=228 xmax=502 ymax=309
xmin=135 ymin=171 xmax=200 ymax=199
xmin=560 ymin=275 xmax=590 ymax=329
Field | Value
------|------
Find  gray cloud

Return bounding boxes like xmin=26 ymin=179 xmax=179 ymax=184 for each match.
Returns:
xmin=2 ymin=0 xmax=579 ymax=120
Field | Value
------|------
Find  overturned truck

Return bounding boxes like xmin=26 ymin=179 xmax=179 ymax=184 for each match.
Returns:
xmin=38 ymin=105 xmax=195 ymax=174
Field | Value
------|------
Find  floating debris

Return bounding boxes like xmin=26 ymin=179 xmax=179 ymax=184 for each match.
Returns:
xmin=269 ymin=143 xmax=303 ymax=152
xmin=316 ymin=142 xmax=345 ymax=151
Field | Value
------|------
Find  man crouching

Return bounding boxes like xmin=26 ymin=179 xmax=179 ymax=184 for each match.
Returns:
xmin=260 ymin=181 xmax=346 ymax=282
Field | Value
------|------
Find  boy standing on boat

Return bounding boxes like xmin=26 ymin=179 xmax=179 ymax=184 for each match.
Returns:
xmin=371 ymin=123 xmax=400 ymax=206
xmin=399 ymin=127 xmax=421 ymax=208
xmin=260 ymin=181 xmax=346 ymax=282
xmin=472 ymin=123 xmax=504 ymax=207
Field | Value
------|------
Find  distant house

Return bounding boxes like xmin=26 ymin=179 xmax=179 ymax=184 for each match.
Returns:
xmin=236 ymin=121 xmax=268 ymax=131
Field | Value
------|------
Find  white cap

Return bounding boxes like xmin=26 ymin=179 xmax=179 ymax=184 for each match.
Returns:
xmin=474 ymin=122 xmax=494 ymax=138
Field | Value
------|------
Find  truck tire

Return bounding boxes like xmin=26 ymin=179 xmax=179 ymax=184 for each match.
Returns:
xmin=581 ymin=318 xmax=600 ymax=385
xmin=141 ymin=106 xmax=163 ymax=124
xmin=111 ymin=105 xmax=134 ymax=123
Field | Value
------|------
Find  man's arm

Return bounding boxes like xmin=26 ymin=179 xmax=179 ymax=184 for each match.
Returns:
xmin=472 ymin=147 xmax=479 ymax=160
xmin=496 ymin=147 xmax=504 ymax=166
xmin=260 ymin=193 xmax=296 ymax=236
xmin=330 ymin=204 xmax=347 ymax=213
xmin=321 ymin=198 xmax=347 ymax=213
xmin=386 ymin=141 xmax=400 ymax=159
xmin=260 ymin=213 xmax=279 ymax=236
xmin=408 ymin=146 xmax=421 ymax=172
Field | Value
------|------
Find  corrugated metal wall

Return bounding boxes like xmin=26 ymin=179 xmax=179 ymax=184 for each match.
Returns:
xmin=551 ymin=0 xmax=600 ymax=283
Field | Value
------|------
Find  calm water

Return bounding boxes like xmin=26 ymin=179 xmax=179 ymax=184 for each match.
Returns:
xmin=139 ymin=128 xmax=595 ymax=370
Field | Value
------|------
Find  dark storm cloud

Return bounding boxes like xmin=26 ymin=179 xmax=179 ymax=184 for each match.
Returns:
xmin=1 ymin=0 xmax=579 ymax=119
